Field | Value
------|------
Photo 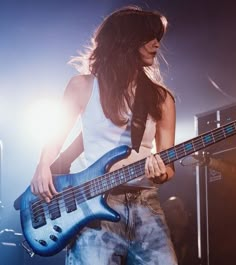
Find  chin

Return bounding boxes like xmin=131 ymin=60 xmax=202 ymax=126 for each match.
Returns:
xmin=143 ymin=60 xmax=154 ymax=66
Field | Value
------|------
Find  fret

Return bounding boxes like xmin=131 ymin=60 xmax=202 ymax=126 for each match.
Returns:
xmin=213 ymin=132 xmax=223 ymax=141
xmin=168 ymin=148 xmax=177 ymax=161
xmin=99 ymin=185 xmax=107 ymax=194
xmin=84 ymin=121 xmax=236 ymax=199
xmin=137 ymin=161 xmax=145 ymax=175
xmin=128 ymin=161 xmax=143 ymax=179
xmin=175 ymin=143 xmax=187 ymax=158
xmin=110 ymin=172 xmax=116 ymax=184
xmin=192 ymin=136 xmax=204 ymax=150
xmin=89 ymin=179 xmax=97 ymax=197
xmin=202 ymin=132 xmax=214 ymax=146
xmin=121 ymin=167 xmax=128 ymax=181
xmin=136 ymin=160 xmax=145 ymax=175
xmin=224 ymin=123 xmax=235 ymax=136
xmin=200 ymin=136 xmax=206 ymax=148
xmin=109 ymin=172 xmax=116 ymax=189
xmin=118 ymin=168 xmax=126 ymax=183
xmin=136 ymin=161 xmax=145 ymax=176
xmin=95 ymin=175 xmax=101 ymax=191
xmin=101 ymin=178 xmax=108 ymax=189
xmin=222 ymin=126 xmax=227 ymax=138
xmin=184 ymin=141 xmax=195 ymax=154
xmin=92 ymin=178 xmax=99 ymax=196
xmin=211 ymin=131 xmax=216 ymax=143
xmin=160 ymin=150 xmax=170 ymax=164
xmin=95 ymin=177 xmax=105 ymax=194
xmin=120 ymin=169 xmax=126 ymax=181
xmin=212 ymin=127 xmax=224 ymax=140
xmin=128 ymin=166 xmax=136 ymax=178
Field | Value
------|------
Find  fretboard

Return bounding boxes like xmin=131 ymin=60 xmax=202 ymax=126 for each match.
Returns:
xmin=87 ymin=120 xmax=236 ymax=197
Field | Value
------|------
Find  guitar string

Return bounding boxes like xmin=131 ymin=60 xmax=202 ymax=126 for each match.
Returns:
xmin=31 ymin=162 xmax=145 ymax=219
xmin=30 ymin=127 xmax=235 ymax=219
xmin=30 ymin=126 xmax=235 ymax=217
xmin=35 ymin=165 xmax=145 ymax=221
xmin=30 ymin=126 xmax=236 ymax=218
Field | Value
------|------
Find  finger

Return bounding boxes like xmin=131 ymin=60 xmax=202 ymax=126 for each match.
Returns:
xmin=149 ymin=155 xmax=156 ymax=177
xmin=154 ymin=154 xmax=166 ymax=175
xmin=146 ymin=155 xmax=160 ymax=178
xmin=38 ymin=193 xmax=50 ymax=203
xmin=49 ymin=178 xmax=58 ymax=195
xmin=146 ymin=155 xmax=156 ymax=177
xmin=31 ymin=182 xmax=41 ymax=196
xmin=145 ymin=156 xmax=150 ymax=176
xmin=38 ymin=182 xmax=53 ymax=202
xmin=152 ymin=156 xmax=162 ymax=177
xmin=30 ymin=183 xmax=35 ymax=195
xmin=31 ymin=182 xmax=49 ymax=202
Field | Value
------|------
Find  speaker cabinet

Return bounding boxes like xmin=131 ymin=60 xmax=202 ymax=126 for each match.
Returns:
xmin=195 ymin=103 xmax=236 ymax=265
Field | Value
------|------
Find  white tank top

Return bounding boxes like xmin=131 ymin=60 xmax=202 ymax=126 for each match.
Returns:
xmin=81 ymin=78 xmax=157 ymax=188
xmin=81 ymin=78 xmax=132 ymax=165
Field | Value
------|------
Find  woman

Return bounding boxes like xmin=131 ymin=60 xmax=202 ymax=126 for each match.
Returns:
xmin=31 ymin=6 xmax=177 ymax=265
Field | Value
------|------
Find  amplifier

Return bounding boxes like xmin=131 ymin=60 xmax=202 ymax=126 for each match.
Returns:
xmin=195 ymin=103 xmax=236 ymax=265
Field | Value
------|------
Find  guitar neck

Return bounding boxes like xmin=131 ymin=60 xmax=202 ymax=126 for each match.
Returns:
xmin=160 ymin=120 xmax=236 ymax=164
xmin=88 ymin=120 xmax=236 ymax=196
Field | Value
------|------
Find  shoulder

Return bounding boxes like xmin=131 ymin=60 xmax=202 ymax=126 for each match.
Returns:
xmin=162 ymin=89 xmax=176 ymax=115
xmin=157 ymin=84 xmax=175 ymax=103
xmin=65 ymin=74 xmax=95 ymax=94
xmin=63 ymin=74 xmax=95 ymax=113
xmin=154 ymin=84 xmax=176 ymax=120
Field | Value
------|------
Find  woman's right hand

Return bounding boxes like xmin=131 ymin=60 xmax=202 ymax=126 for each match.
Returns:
xmin=30 ymin=75 xmax=89 ymax=203
xmin=30 ymin=163 xmax=58 ymax=203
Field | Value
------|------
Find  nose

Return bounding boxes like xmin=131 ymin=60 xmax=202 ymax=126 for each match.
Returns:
xmin=151 ymin=38 xmax=160 ymax=48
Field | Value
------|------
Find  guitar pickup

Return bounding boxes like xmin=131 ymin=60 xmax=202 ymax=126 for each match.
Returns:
xmin=30 ymin=200 xmax=46 ymax=229
xmin=48 ymin=197 xmax=61 ymax=220
xmin=63 ymin=186 xmax=77 ymax=213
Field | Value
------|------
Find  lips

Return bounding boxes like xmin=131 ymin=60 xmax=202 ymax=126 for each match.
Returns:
xmin=149 ymin=51 xmax=157 ymax=56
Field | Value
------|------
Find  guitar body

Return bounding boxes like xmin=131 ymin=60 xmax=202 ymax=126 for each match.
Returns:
xmin=19 ymin=145 xmax=131 ymax=256
xmin=16 ymin=119 xmax=236 ymax=257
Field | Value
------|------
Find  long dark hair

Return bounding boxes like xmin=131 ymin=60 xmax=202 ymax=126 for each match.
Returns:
xmin=72 ymin=6 xmax=169 ymax=126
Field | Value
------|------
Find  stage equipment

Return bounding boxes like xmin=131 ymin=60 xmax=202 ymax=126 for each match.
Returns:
xmin=195 ymin=103 xmax=236 ymax=265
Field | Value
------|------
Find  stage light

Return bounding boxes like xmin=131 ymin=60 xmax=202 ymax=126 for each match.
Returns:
xmin=25 ymin=99 xmax=66 ymax=145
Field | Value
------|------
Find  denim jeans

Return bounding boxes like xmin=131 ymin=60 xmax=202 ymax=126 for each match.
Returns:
xmin=66 ymin=189 xmax=177 ymax=265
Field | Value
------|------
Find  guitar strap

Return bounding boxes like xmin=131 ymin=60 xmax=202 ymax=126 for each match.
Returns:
xmin=131 ymin=106 xmax=148 ymax=153
xmin=131 ymin=75 xmax=148 ymax=153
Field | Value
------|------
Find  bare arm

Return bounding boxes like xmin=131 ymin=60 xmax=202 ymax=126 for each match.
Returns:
xmin=50 ymin=132 xmax=84 ymax=174
xmin=145 ymin=92 xmax=176 ymax=183
xmin=30 ymin=75 xmax=93 ymax=202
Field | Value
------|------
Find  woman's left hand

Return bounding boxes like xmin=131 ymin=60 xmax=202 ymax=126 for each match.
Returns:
xmin=145 ymin=154 xmax=168 ymax=184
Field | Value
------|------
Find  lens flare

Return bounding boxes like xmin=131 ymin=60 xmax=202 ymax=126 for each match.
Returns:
xmin=25 ymin=99 xmax=66 ymax=145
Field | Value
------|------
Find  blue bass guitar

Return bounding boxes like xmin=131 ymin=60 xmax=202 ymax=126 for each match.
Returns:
xmin=15 ymin=120 xmax=236 ymax=256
